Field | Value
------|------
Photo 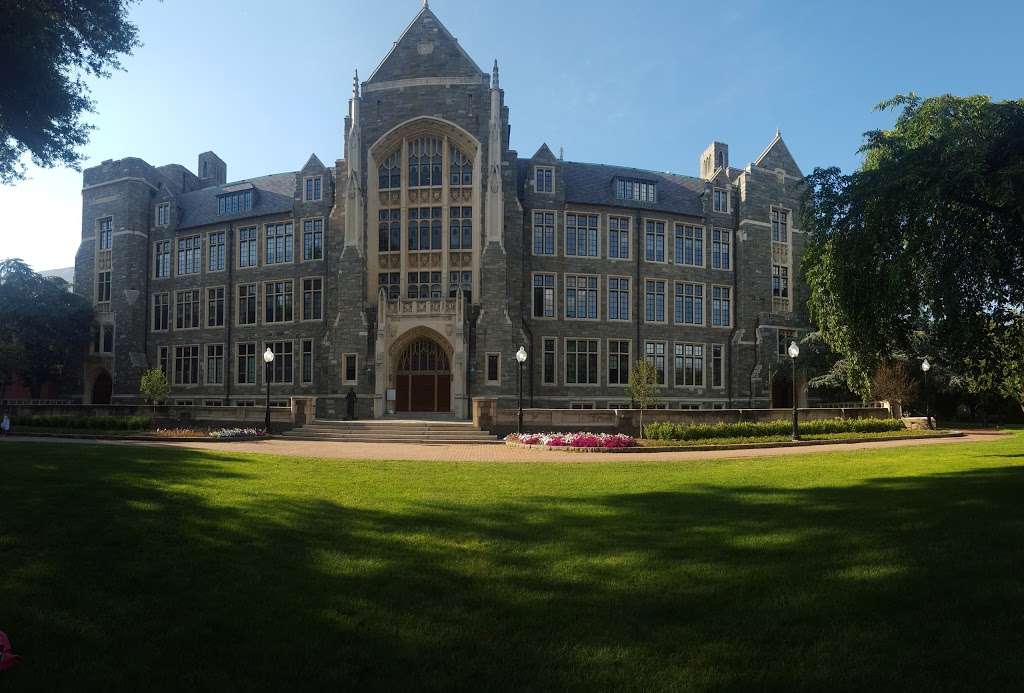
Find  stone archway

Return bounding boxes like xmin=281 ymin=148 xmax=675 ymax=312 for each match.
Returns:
xmin=395 ymin=337 xmax=451 ymax=412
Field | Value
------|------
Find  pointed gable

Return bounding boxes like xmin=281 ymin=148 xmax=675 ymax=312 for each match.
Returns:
xmin=301 ymin=153 xmax=326 ymax=172
xmin=531 ymin=143 xmax=557 ymax=163
xmin=366 ymin=6 xmax=484 ymax=85
xmin=754 ymin=132 xmax=803 ymax=177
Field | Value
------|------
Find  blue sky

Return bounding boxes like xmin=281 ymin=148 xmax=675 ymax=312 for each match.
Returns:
xmin=3 ymin=0 xmax=1022 ymax=270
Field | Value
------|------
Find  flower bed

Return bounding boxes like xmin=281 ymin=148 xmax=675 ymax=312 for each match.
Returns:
xmin=506 ymin=432 xmax=636 ymax=449
xmin=208 ymin=427 xmax=266 ymax=440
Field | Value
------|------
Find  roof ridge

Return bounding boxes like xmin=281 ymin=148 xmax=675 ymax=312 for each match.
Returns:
xmin=562 ymin=159 xmax=703 ymax=184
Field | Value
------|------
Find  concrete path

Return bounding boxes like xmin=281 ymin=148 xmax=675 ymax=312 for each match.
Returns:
xmin=3 ymin=432 xmax=997 ymax=463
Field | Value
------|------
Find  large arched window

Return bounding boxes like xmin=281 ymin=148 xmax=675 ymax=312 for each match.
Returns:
xmin=450 ymin=144 xmax=472 ymax=187
xmin=408 ymin=136 xmax=443 ymax=187
xmin=378 ymin=150 xmax=401 ymax=190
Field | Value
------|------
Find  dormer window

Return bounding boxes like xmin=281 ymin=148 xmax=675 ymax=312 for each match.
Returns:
xmin=304 ymin=176 xmax=322 ymax=201
xmin=713 ymin=188 xmax=729 ymax=213
xmin=535 ymin=166 xmax=554 ymax=194
xmin=615 ymin=178 xmax=657 ymax=203
xmin=156 ymin=202 xmax=170 ymax=227
xmin=217 ymin=188 xmax=253 ymax=216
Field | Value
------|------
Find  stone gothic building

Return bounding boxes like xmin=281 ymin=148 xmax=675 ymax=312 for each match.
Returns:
xmin=74 ymin=4 xmax=811 ymax=417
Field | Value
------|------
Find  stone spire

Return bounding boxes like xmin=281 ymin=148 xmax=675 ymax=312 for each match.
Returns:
xmin=484 ymin=59 xmax=504 ymax=248
xmin=345 ymin=68 xmax=364 ymax=254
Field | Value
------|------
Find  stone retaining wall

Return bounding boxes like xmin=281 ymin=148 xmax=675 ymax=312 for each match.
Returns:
xmin=472 ymin=397 xmax=890 ymax=436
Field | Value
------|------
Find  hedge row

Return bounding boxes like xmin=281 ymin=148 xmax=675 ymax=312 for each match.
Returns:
xmin=644 ymin=417 xmax=904 ymax=441
xmin=11 ymin=415 xmax=152 ymax=431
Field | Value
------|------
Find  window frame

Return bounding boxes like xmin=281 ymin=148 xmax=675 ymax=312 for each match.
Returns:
xmin=673 ymin=281 xmax=706 ymax=326
xmin=711 ymin=343 xmax=726 ymax=389
xmin=644 ymin=278 xmax=667 ymax=324
xmin=236 ymin=342 xmax=257 ymax=385
xmin=674 ymin=342 xmax=705 ymax=388
xmin=485 ymin=352 xmax=501 ymax=385
xmin=531 ymin=209 xmax=557 ymax=256
xmin=205 ymin=343 xmax=225 ymax=386
xmin=711 ymin=228 xmax=732 ymax=271
xmin=531 ymin=272 xmax=557 ymax=320
xmin=673 ymin=223 xmax=705 ymax=268
xmin=155 ymin=202 xmax=170 ymax=228
xmin=563 ymin=273 xmax=600 ymax=321
xmin=176 ymin=234 xmax=202 ymax=276
xmin=541 ymin=336 xmax=557 ymax=386
xmin=151 ymin=292 xmax=170 ymax=332
xmin=713 ymin=187 xmax=730 ymax=213
xmin=207 ymin=230 xmax=226 ymax=273
xmin=606 ymin=275 xmax=631 ymax=322
xmin=153 ymin=239 xmax=171 ymax=279
xmin=342 ymin=353 xmax=358 ymax=385
xmin=303 ymin=175 xmax=323 ymax=202
xmin=301 ymin=339 xmax=315 ymax=385
xmin=263 ymin=279 xmax=294 ymax=324
xmin=301 ymin=276 xmax=324 ymax=322
xmin=262 ymin=340 xmax=295 ymax=385
xmin=174 ymin=288 xmax=200 ymax=330
xmin=206 ymin=285 xmax=226 ymax=328
xmin=711 ymin=285 xmax=733 ymax=328
xmin=534 ymin=166 xmax=555 ymax=194
xmin=264 ymin=221 xmax=295 ymax=265
xmin=564 ymin=338 xmax=600 ymax=386
xmin=644 ymin=340 xmax=667 ymax=386
xmin=237 ymin=225 xmax=259 ymax=269
xmin=236 ymin=283 xmax=259 ymax=326
xmin=172 ymin=344 xmax=201 ymax=387
xmin=563 ymin=211 xmax=600 ymax=258
xmin=607 ymin=338 xmax=631 ymax=387
xmin=607 ymin=214 xmax=632 ymax=261
xmin=643 ymin=218 xmax=667 ymax=264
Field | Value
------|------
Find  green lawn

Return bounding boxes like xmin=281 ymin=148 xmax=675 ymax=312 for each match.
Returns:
xmin=2 ymin=435 xmax=1024 ymax=690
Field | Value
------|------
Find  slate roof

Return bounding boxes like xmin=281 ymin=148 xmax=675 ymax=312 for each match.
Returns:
xmin=176 ymin=172 xmax=296 ymax=230
xmin=519 ymin=160 xmax=706 ymax=217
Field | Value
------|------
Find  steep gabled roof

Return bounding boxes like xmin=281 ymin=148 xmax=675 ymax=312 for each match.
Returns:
xmin=366 ymin=5 xmax=484 ymax=85
xmin=754 ymin=131 xmax=803 ymax=177
xmin=176 ymin=172 xmax=296 ymax=229
xmin=518 ymin=158 xmax=705 ymax=217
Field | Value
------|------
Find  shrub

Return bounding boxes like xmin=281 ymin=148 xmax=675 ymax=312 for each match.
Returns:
xmin=11 ymin=415 xmax=152 ymax=431
xmin=644 ymin=417 xmax=904 ymax=441
xmin=209 ymin=427 xmax=265 ymax=439
xmin=506 ymin=432 xmax=636 ymax=448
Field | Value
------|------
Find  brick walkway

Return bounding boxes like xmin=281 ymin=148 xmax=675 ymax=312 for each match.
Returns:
xmin=4 ymin=432 xmax=990 ymax=463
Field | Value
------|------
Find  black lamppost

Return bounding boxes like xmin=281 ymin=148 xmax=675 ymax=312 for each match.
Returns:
xmin=921 ymin=357 xmax=932 ymax=430
xmin=787 ymin=341 xmax=800 ymax=440
xmin=515 ymin=346 xmax=528 ymax=434
xmin=263 ymin=346 xmax=275 ymax=433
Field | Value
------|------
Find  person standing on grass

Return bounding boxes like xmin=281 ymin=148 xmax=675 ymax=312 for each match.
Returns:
xmin=0 ymin=413 xmax=9 ymax=437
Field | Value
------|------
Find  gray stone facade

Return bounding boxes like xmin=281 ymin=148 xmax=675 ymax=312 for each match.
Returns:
xmin=73 ymin=5 xmax=812 ymax=416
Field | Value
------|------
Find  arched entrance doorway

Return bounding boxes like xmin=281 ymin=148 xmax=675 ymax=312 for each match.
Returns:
xmin=396 ymin=338 xmax=451 ymax=412
xmin=92 ymin=371 xmax=112 ymax=405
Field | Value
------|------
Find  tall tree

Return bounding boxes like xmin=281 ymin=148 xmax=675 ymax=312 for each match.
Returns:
xmin=0 ymin=0 xmax=141 ymax=184
xmin=0 ymin=259 xmax=93 ymax=397
xmin=802 ymin=94 xmax=1024 ymax=395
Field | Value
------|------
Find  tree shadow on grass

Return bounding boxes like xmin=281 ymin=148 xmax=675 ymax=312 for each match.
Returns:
xmin=1 ymin=443 xmax=1023 ymax=690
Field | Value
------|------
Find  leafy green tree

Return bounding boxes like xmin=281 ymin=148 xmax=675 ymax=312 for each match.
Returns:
xmin=802 ymin=94 xmax=1024 ymax=395
xmin=0 ymin=259 xmax=93 ymax=397
xmin=139 ymin=368 xmax=168 ymax=410
xmin=625 ymin=359 xmax=659 ymax=438
xmin=0 ymin=0 xmax=141 ymax=183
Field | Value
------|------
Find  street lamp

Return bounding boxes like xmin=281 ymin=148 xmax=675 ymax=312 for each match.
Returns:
xmin=787 ymin=341 xmax=800 ymax=441
xmin=515 ymin=346 xmax=528 ymax=434
xmin=263 ymin=347 xmax=275 ymax=434
xmin=921 ymin=358 xmax=932 ymax=430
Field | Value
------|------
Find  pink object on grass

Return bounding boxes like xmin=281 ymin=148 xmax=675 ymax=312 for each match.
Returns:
xmin=0 ymin=630 xmax=22 ymax=672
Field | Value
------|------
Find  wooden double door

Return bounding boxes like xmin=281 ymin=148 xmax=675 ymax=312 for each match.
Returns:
xmin=395 ymin=338 xmax=451 ymax=413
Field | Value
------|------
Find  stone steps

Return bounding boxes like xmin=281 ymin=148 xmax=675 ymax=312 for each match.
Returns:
xmin=281 ymin=418 xmax=501 ymax=445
